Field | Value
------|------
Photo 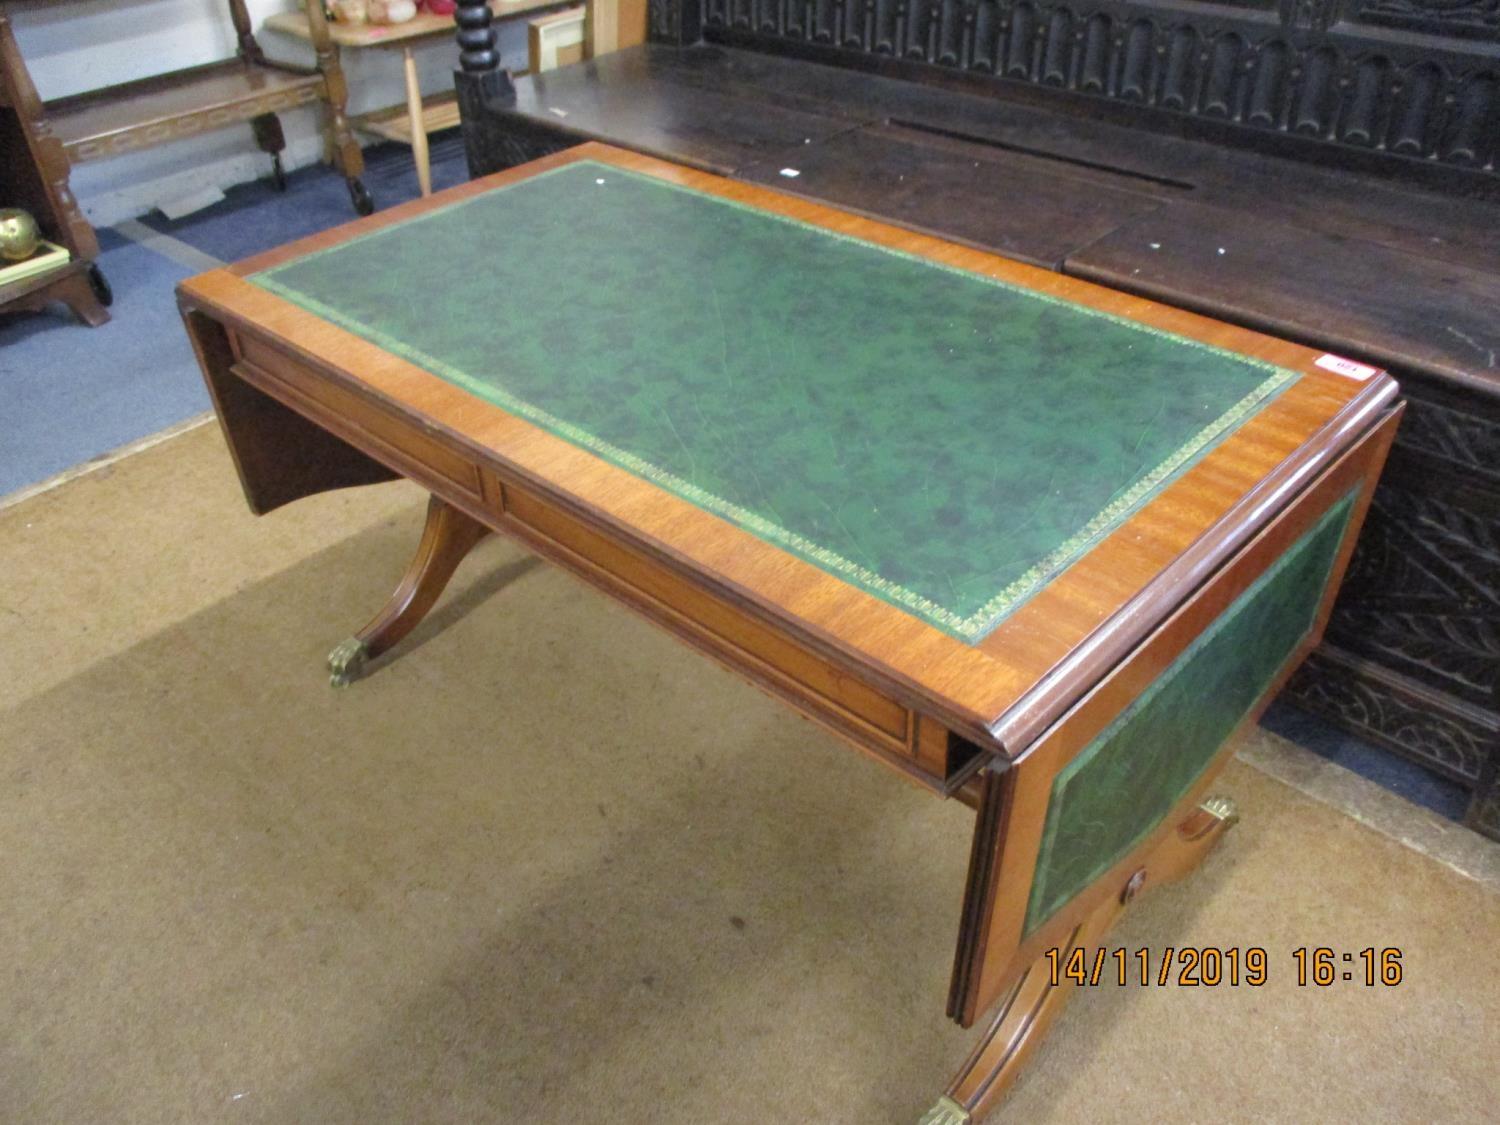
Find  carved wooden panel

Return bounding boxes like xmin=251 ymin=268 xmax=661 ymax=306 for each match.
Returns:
xmin=455 ymin=70 xmax=577 ymax=174
xmin=1328 ymin=490 xmax=1499 ymax=703
xmin=1282 ymin=378 xmax=1500 ymax=839
xmin=1353 ymin=0 xmax=1500 ymax=39
xmin=63 ymin=85 xmax=320 ymax=163
xmin=651 ymin=0 xmax=705 ymax=42
xmin=657 ymin=0 xmax=1500 ymax=174
xmin=1392 ymin=393 xmax=1500 ymax=480
xmin=1284 ymin=646 xmax=1494 ymax=782
xmin=1321 ymin=392 xmax=1500 ymax=710
xmin=1472 ymin=762 xmax=1500 ymax=837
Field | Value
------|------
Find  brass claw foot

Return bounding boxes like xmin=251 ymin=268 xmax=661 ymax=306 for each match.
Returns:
xmin=1200 ymin=795 xmax=1240 ymax=827
xmin=328 ymin=637 xmax=369 ymax=688
xmin=917 ymin=1097 xmax=971 ymax=1125
xmin=324 ymin=495 xmax=490 ymax=686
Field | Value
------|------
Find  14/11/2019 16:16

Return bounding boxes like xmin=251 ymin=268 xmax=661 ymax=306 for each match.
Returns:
xmin=1046 ymin=947 xmax=1404 ymax=987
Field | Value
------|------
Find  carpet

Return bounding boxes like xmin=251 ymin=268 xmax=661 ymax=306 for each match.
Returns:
xmin=0 ymin=229 xmax=209 ymax=497
xmin=2 ymin=351 xmax=1495 ymax=1125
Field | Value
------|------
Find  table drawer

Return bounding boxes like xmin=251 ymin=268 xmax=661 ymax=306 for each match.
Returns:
xmin=500 ymin=480 xmax=917 ymax=756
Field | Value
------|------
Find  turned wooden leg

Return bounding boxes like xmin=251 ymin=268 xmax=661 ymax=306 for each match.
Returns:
xmin=328 ymin=494 xmax=490 ymax=687
xmin=923 ymin=796 xmax=1240 ymax=1125
xmin=303 ymin=0 xmax=372 ymax=215
xmin=402 ymin=47 xmax=433 ymax=198
xmin=251 ymin=112 xmax=288 ymax=191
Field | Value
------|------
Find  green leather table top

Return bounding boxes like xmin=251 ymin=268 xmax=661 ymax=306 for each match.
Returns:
xmin=251 ymin=160 xmax=1298 ymax=642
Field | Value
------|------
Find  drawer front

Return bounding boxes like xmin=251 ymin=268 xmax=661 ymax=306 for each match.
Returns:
xmin=220 ymin=325 xmax=948 ymax=787
xmin=501 ymin=481 xmax=917 ymax=754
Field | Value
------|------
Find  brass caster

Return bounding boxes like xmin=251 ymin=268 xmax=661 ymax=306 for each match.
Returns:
xmin=328 ymin=637 xmax=369 ymax=688
xmin=917 ymin=1096 xmax=971 ymax=1125
xmin=1200 ymin=795 xmax=1240 ymax=828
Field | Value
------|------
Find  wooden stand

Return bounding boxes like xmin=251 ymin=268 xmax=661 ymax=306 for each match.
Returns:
xmin=37 ymin=0 xmax=372 ymax=216
xmin=0 ymin=8 xmax=109 ymax=327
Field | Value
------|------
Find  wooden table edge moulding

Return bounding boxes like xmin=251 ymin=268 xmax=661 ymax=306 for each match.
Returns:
xmin=176 ymin=143 xmax=1402 ymax=1124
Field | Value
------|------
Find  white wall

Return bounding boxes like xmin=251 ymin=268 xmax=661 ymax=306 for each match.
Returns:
xmin=9 ymin=0 xmax=527 ymax=226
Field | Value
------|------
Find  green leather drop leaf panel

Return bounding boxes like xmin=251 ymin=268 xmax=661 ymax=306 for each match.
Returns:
xmin=1023 ymin=491 xmax=1360 ymax=934
xmin=252 ymin=160 xmax=1298 ymax=642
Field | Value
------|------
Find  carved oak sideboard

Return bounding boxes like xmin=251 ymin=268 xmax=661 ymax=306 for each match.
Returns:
xmin=691 ymin=0 xmax=1499 ymax=186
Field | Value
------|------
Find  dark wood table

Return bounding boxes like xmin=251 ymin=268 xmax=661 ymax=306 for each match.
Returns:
xmin=177 ymin=144 xmax=1401 ymax=1123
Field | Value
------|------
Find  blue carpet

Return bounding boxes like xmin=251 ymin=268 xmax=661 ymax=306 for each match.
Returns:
xmin=1 ymin=136 xmax=470 ymax=499
xmin=1260 ymin=699 xmax=1470 ymax=820
xmin=139 ymin=134 xmax=472 ymax=263
xmin=0 ymin=229 xmax=209 ymax=496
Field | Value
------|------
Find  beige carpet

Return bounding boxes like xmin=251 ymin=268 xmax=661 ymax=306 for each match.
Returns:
xmin=3 ymin=425 xmax=1497 ymax=1124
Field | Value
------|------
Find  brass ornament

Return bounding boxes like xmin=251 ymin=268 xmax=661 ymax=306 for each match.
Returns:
xmin=917 ymin=1096 xmax=971 ymax=1125
xmin=1200 ymin=795 xmax=1241 ymax=827
xmin=0 ymin=208 xmax=41 ymax=261
xmin=327 ymin=636 xmax=369 ymax=688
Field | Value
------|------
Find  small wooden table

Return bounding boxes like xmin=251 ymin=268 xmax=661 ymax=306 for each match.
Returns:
xmin=178 ymin=144 xmax=1402 ymax=1123
xmin=265 ymin=0 xmax=573 ymax=197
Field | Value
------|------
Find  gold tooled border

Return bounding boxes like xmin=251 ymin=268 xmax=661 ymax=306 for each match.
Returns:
xmin=252 ymin=161 xmax=1298 ymax=642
